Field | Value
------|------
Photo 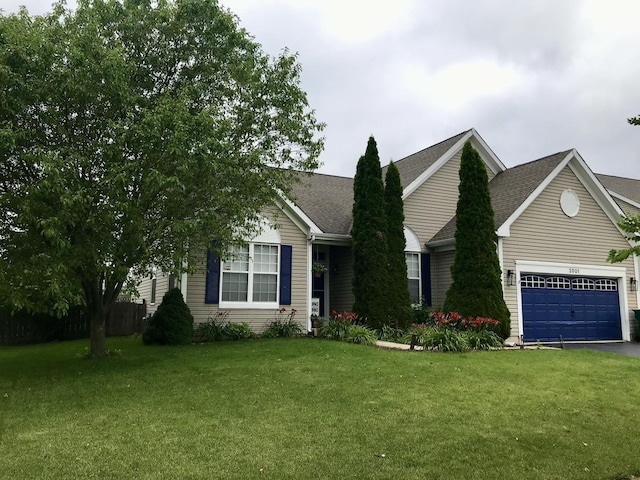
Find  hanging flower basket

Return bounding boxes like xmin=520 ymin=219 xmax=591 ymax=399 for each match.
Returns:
xmin=312 ymin=262 xmax=328 ymax=277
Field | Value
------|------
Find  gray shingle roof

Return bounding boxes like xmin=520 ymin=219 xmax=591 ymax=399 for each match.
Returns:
xmin=382 ymin=130 xmax=470 ymax=188
xmin=429 ymin=150 xmax=572 ymax=243
xmin=290 ymin=172 xmax=354 ymax=235
xmin=596 ymin=173 xmax=640 ymax=205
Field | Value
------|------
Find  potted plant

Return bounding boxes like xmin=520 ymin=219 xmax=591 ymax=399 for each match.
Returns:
xmin=312 ymin=261 xmax=328 ymax=277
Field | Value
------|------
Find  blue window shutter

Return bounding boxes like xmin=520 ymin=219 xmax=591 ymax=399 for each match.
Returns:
xmin=421 ymin=253 xmax=432 ymax=306
xmin=280 ymin=245 xmax=292 ymax=305
xmin=205 ymin=250 xmax=220 ymax=304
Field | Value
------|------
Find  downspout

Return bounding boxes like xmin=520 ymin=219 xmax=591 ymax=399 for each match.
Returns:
xmin=307 ymin=234 xmax=315 ymax=332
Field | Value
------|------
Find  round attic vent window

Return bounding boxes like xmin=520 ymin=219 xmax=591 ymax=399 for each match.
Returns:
xmin=560 ymin=189 xmax=580 ymax=217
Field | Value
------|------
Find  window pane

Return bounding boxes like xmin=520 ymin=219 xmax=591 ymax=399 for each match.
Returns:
xmin=405 ymin=253 xmax=419 ymax=278
xmin=254 ymin=244 xmax=278 ymax=273
xmin=221 ymin=272 xmax=248 ymax=301
xmin=226 ymin=245 xmax=249 ymax=272
xmin=252 ymin=273 xmax=277 ymax=302
xmin=408 ymin=279 xmax=420 ymax=305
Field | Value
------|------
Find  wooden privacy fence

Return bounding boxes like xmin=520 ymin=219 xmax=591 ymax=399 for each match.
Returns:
xmin=0 ymin=302 xmax=147 ymax=346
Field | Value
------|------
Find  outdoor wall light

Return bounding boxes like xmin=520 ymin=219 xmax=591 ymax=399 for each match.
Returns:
xmin=506 ymin=269 xmax=515 ymax=286
xmin=630 ymin=277 xmax=637 ymax=292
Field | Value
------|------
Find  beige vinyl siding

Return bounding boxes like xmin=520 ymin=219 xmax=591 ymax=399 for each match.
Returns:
xmin=431 ymin=250 xmax=455 ymax=310
xmin=502 ymin=165 xmax=638 ymax=340
xmin=404 ymin=149 xmax=497 ymax=247
xmin=329 ymin=245 xmax=354 ymax=314
xmin=134 ymin=271 xmax=171 ymax=316
xmin=187 ymin=207 xmax=309 ymax=333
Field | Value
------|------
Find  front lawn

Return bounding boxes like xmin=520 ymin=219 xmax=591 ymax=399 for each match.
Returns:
xmin=1 ymin=337 xmax=639 ymax=479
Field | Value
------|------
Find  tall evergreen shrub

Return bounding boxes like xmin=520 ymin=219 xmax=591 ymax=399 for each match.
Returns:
xmin=384 ymin=162 xmax=413 ymax=329
xmin=351 ymin=137 xmax=388 ymax=329
xmin=442 ymin=141 xmax=510 ymax=338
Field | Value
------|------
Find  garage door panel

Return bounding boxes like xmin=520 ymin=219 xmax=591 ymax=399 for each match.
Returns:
xmin=522 ymin=275 xmax=621 ymax=342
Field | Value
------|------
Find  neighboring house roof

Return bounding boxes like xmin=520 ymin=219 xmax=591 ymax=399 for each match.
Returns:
xmin=382 ymin=130 xmax=471 ymax=189
xmin=596 ymin=173 xmax=640 ymax=209
xmin=429 ymin=150 xmax=571 ymax=244
xmin=290 ymin=172 xmax=354 ymax=235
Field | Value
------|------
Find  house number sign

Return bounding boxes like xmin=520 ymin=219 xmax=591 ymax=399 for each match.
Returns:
xmin=569 ymin=268 xmax=580 ymax=274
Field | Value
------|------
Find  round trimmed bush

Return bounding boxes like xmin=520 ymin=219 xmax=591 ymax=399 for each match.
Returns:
xmin=143 ymin=288 xmax=194 ymax=345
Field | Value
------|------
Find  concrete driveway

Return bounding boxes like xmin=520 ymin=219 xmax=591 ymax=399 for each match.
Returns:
xmin=562 ymin=342 xmax=640 ymax=358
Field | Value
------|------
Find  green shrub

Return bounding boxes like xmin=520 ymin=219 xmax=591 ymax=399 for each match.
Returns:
xmin=346 ymin=324 xmax=378 ymax=345
xmin=420 ymin=327 xmax=470 ymax=352
xmin=262 ymin=308 xmax=303 ymax=338
xmin=195 ymin=312 xmax=228 ymax=342
xmin=143 ymin=288 xmax=194 ymax=345
xmin=412 ymin=300 xmax=432 ymax=325
xmin=195 ymin=312 xmax=254 ymax=342
xmin=223 ymin=322 xmax=254 ymax=341
xmin=465 ymin=330 xmax=503 ymax=350
xmin=377 ymin=324 xmax=405 ymax=342
xmin=320 ymin=319 xmax=352 ymax=341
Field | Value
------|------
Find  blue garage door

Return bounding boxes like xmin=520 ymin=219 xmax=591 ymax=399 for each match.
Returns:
xmin=521 ymin=275 xmax=622 ymax=342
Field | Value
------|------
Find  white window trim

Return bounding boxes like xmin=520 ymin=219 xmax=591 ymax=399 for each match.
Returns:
xmin=219 ymin=243 xmax=280 ymax=310
xmin=405 ymin=252 xmax=421 ymax=306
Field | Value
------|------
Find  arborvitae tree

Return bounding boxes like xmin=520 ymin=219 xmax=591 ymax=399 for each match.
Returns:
xmin=443 ymin=141 xmax=510 ymax=338
xmin=384 ymin=162 xmax=413 ymax=329
xmin=352 ymin=137 xmax=388 ymax=329
xmin=143 ymin=288 xmax=194 ymax=345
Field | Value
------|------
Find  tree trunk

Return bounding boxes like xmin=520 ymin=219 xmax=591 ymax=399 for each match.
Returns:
xmin=90 ymin=307 xmax=107 ymax=357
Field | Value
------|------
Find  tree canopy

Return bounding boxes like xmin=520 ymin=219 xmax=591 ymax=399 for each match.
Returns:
xmin=383 ymin=161 xmax=412 ymax=328
xmin=0 ymin=0 xmax=324 ymax=356
xmin=351 ymin=136 xmax=388 ymax=329
xmin=442 ymin=141 xmax=510 ymax=338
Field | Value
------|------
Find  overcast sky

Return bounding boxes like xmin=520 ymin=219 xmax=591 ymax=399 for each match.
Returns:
xmin=4 ymin=0 xmax=640 ymax=179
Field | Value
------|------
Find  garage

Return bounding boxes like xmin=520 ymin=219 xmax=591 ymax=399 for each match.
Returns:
xmin=521 ymin=274 xmax=622 ymax=342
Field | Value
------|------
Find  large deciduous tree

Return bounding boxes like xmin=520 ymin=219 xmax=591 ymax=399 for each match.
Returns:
xmin=383 ymin=161 xmax=412 ymax=329
xmin=351 ymin=137 xmax=388 ymax=329
xmin=442 ymin=141 xmax=510 ymax=338
xmin=0 ymin=0 xmax=324 ymax=356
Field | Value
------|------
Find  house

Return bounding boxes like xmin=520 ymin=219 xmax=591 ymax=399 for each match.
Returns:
xmin=137 ymin=129 xmax=639 ymax=344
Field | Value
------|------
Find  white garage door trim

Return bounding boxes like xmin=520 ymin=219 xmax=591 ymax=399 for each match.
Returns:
xmin=514 ymin=260 xmax=630 ymax=342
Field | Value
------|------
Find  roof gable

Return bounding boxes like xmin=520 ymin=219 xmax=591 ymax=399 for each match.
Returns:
xmin=390 ymin=128 xmax=507 ymax=201
xmin=429 ymin=149 xmax=628 ymax=245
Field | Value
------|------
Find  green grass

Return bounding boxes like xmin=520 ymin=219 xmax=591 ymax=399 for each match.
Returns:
xmin=1 ymin=337 xmax=640 ymax=479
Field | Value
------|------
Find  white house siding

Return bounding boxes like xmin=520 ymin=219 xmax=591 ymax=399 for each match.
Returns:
xmin=329 ymin=245 xmax=354 ymax=314
xmin=186 ymin=207 xmax=309 ymax=333
xmin=431 ymin=250 xmax=455 ymax=310
xmin=501 ymin=166 xmax=638 ymax=340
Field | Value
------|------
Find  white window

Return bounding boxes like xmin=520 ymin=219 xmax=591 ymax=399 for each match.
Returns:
xmin=220 ymin=243 xmax=279 ymax=307
xmin=405 ymin=252 xmax=421 ymax=305
xmin=521 ymin=275 xmax=546 ymax=288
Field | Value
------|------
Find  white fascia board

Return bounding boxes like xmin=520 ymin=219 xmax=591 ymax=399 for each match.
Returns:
xmin=402 ymin=131 xmax=473 ymax=200
xmin=496 ymin=151 xmax=575 ymax=237
xmin=275 ymin=196 xmax=323 ymax=236
xmin=310 ymin=233 xmax=351 ymax=246
xmin=469 ymin=128 xmax=507 ymax=175
xmin=425 ymin=238 xmax=456 ymax=251
xmin=608 ymin=191 xmax=640 ymax=211
xmin=566 ymin=152 xmax=631 ymax=244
